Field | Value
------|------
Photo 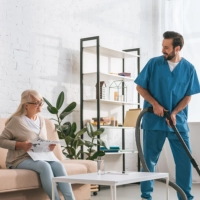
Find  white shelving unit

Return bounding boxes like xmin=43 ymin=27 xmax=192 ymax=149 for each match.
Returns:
xmin=84 ymin=99 xmax=139 ymax=106
xmin=83 ymin=72 xmax=135 ymax=81
xmin=80 ymin=36 xmax=140 ymax=172
xmin=83 ymin=46 xmax=140 ymax=58
xmin=105 ymin=150 xmax=138 ymax=155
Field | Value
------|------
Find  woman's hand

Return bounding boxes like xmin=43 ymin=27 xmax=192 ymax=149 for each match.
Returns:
xmin=49 ymin=144 xmax=56 ymax=151
xmin=15 ymin=141 xmax=33 ymax=151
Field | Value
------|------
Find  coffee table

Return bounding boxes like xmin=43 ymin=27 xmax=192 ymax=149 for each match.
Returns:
xmin=52 ymin=172 xmax=169 ymax=200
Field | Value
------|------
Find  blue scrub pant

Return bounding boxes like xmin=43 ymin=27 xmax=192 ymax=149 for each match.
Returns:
xmin=141 ymin=130 xmax=193 ymax=200
xmin=17 ymin=159 xmax=75 ymax=200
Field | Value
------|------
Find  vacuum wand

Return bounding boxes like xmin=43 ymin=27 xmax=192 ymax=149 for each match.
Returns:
xmin=147 ymin=107 xmax=200 ymax=176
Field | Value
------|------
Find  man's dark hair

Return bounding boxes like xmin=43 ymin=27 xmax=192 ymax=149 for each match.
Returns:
xmin=163 ymin=31 xmax=184 ymax=50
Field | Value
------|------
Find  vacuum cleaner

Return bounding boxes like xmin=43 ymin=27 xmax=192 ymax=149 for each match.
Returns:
xmin=135 ymin=107 xmax=200 ymax=200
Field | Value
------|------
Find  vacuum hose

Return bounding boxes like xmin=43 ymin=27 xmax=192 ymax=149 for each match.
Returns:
xmin=135 ymin=107 xmax=188 ymax=200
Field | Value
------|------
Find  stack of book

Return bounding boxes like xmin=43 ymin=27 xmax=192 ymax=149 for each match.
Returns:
xmin=118 ymin=72 xmax=131 ymax=77
xmin=110 ymin=72 xmax=131 ymax=77
xmin=100 ymin=146 xmax=120 ymax=153
xmin=91 ymin=117 xmax=110 ymax=126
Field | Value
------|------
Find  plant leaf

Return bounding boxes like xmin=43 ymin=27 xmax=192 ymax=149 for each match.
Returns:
xmin=56 ymin=91 xmax=64 ymax=110
xmin=90 ymin=151 xmax=105 ymax=160
xmin=84 ymin=140 xmax=93 ymax=148
xmin=63 ymin=122 xmax=71 ymax=136
xmin=49 ymin=118 xmax=58 ymax=122
xmin=93 ymin=129 xmax=104 ymax=136
xmin=86 ymin=123 xmax=93 ymax=137
xmin=97 ymin=128 xmax=104 ymax=133
xmin=97 ymin=139 xmax=107 ymax=148
xmin=76 ymin=149 xmax=83 ymax=158
xmin=60 ymin=102 xmax=77 ymax=117
xmin=43 ymin=97 xmax=53 ymax=107
xmin=55 ymin=124 xmax=60 ymax=131
xmin=66 ymin=147 xmax=76 ymax=157
xmin=77 ymin=138 xmax=85 ymax=145
xmin=61 ymin=125 xmax=69 ymax=131
xmin=71 ymin=122 xmax=77 ymax=133
xmin=87 ymin=148 xmax=96 ymax=153
xmin=60 ymin=111 xmax=73 ymax=120
xmin=47 ymin=106 xmax=58 ymax=114
xmin=64 ymin=136 xmax=73 ymax=143
xmin=75 ymin=128 xmax=87 ymax=139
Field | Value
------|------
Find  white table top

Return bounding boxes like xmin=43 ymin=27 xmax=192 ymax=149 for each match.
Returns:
xmin=52 ymin=172 xmax=168 ymax=186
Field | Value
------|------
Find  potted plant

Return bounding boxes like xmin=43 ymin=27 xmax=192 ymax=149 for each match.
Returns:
xmin=43 ymin=91 xmax=107 ymax=160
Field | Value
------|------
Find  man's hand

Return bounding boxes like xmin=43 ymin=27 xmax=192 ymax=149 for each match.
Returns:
xmin=136 ymin=85 xmax=167 ymax=117
xmin=15 ymin=141 xmax=33 ymax=151
xmin=165 ymin=112 xmax=176 ymax=128
xmin=152 ymin=102 xmax=167 ymax=117
xmin=165 ymin=95 xmax=191 ymax=128
xmin=49 ymin=144 xmax=56 ymax=151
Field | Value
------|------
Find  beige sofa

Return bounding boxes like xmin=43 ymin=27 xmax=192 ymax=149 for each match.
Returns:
xmin=0 ymin=118 xmax=97 ymax=200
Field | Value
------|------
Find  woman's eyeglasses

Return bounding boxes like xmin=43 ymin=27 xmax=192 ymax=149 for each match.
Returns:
xmin=27 ymin=101 xmax=44 ymax=106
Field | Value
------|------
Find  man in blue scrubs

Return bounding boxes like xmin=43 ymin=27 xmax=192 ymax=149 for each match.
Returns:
xmin=135 ymin=31 xmax=200 ymax=200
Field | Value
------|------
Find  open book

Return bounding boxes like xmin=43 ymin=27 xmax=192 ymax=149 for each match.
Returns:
xmin=27 ymin=137 xmax=60 ymax=161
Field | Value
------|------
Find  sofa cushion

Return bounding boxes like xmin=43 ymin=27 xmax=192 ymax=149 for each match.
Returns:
xmin=0 ymin=147 xmax=7 ymax=169
xmin=62 ymin=159 xmax=97 ymax=174
xmin=62 ymin=163 xmax=88 ymax=175
xmin=0 ymin=163 xmax=88 ymax=193
xmin=0 ymin=169 xmax=41 ymax=193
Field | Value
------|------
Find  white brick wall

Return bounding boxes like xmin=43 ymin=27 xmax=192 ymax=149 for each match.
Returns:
xmin=0 ymin=0 xmax=153 ymax=171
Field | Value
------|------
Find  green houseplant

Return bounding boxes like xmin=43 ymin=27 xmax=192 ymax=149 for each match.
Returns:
xmin=43 ymin=91 xmax=106 ymax=160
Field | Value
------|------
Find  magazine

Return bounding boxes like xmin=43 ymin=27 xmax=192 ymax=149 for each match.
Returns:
xmin=27 ymin=137 xmax=60 ymax=161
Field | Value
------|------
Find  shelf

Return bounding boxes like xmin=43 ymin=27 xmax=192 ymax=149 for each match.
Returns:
xmin=104 ymin=150 xmax=138 ymax=155
xmin=83 ymin=46 xmax=140 ymax=58
xmin=84 ymin=99 xmax=140 ymax=106
xmin=101 ymin=126 xmax=135 ymax=129
xmin=81 ymin=37 xmax=140 ymax=172
xmin=83 ymin=72 xmax=134 ymax=82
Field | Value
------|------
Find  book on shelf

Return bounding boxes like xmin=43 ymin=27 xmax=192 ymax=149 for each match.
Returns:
xmin=110 ymin=146 xmax=120 ymax=150
xmin=100 ymin=146 xmax=120 ymax=152
xmin=109 ymin=72 xmax=131 ymax=77
xmin=91 ymin=117 xmax=111 ymax=126
xmin=118 ymin=72 xmax=131 ymax=77
xmin=102 ymin=149 xmax=119 ymax=153
xmin=92 ymin=117 xmax=110 ymax=122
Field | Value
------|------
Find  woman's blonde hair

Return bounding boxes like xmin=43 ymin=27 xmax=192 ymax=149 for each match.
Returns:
xmin=5 ymin=89 xmax=43 ymax=125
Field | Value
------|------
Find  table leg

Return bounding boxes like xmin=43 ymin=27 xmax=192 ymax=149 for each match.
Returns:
xmin=110 ymin=185 xmax=117 ymax=200
xmin=52 ymin=180 xmax=55 ymax=200
xmin=166 ymin=176 xmax=169 ymax=200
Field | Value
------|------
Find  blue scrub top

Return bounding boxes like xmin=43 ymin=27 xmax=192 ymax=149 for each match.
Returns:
xmin=134 ymin=56 xmax=200 ymax=132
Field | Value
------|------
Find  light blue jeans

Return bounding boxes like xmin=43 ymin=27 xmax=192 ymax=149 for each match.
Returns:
xmin=141 ymin=130 xmax=193 ymax=200
xmin=17 ymin=159 xmax=75 ymax=200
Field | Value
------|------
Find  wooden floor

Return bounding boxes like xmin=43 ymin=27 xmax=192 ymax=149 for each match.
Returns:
xmin=91 ymin=182 xmax=200 ymax=200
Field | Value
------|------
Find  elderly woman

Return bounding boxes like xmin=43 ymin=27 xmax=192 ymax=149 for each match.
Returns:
xmin=0 ymin=90 xmax=75 ymax=200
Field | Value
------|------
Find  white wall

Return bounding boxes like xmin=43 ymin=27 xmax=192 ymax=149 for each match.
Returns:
xmin=0 ymin=0 xmax=141 ymax=118
xmin=0 ymin=0 xmax=142 ymax=171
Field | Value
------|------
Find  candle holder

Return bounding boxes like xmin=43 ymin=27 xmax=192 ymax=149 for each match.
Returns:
xmin=109 ymin=80 xmax=127 ymax=101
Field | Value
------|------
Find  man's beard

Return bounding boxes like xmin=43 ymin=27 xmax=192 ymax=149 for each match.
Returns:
xmin=163 ymin=49 xmax=176 ymax=60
